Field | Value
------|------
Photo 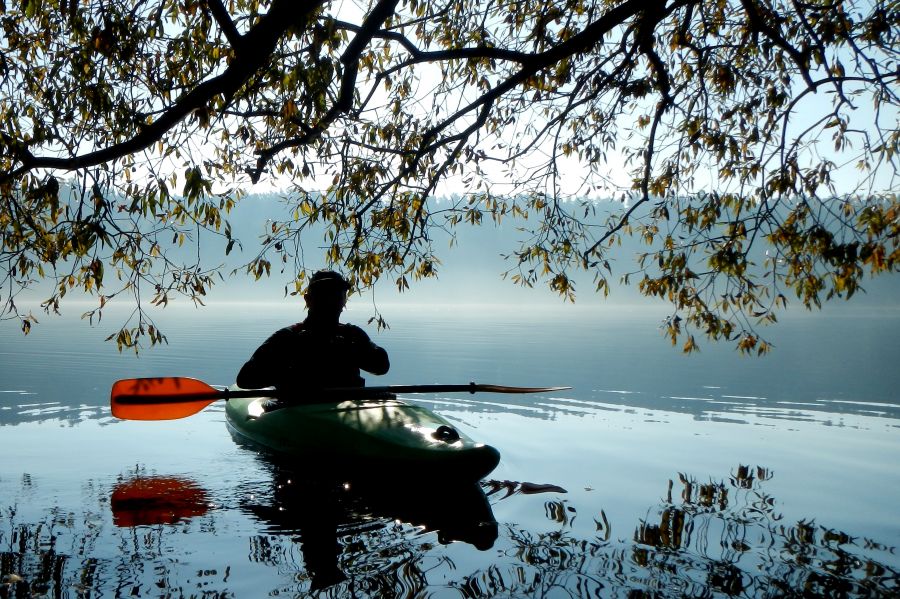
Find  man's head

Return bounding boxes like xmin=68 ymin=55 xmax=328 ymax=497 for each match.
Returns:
xmin=304 ymin=270 xmax=350 ymax=322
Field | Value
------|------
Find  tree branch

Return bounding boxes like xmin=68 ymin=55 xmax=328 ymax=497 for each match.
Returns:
xmin=204 ymin=0 xmax=243 ymax=48
xmin=252 ymin=0 xmax=650 ymax=182
xmin=331 ymin=18 xmax=534 ymax=64
xmin=1 ymin=0 xmax=324 ymax=186
xmin=739 ymin=0 xmax=815 ymax=88
xmin=251 ymin=0 xmax=402 ymax=181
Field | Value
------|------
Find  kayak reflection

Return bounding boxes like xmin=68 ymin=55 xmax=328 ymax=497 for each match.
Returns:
xmin=110 ymin=476 xmax=212 ymax=527
xmin=235 ymin=436 xmax=498 ymax=590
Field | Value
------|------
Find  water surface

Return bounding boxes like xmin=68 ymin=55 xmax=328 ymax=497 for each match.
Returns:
xmin=1 ymin=303 xmax=898 ymax=597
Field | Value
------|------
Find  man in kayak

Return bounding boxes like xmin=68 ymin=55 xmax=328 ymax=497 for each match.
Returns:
xmin=237 ymin=270 xmax=389 ymax=394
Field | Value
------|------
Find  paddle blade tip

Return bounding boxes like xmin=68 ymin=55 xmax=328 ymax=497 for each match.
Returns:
xmin=109 ymin=377 xmax=220 ymax=420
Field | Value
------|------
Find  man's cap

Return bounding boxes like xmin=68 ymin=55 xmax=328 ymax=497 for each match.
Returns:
xmin=306 ymin=270 xmax=351 ymax=294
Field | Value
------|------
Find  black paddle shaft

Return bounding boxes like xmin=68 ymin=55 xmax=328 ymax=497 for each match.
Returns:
xmin=112 ymin=382 xmax=571 ymax=405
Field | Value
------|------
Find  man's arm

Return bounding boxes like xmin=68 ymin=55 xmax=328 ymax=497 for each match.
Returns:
xmin=236 ymin=328 xmax=293 ymax=388
xmin=342 ymin=325 xmax=390 ymax=375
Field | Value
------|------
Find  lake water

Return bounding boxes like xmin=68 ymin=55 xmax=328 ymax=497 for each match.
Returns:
xmin=1 ymin=302 xmax=898 ymax=597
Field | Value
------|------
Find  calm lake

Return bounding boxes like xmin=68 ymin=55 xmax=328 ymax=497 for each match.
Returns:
xmin=1 ymin=301 xmax=898 ymax=597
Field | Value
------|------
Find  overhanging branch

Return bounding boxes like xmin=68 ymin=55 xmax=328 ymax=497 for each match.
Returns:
xmin=251 ymin=0 xmax=649 ymax=182
xmin=1 ymin=0 xmax=324 ymax=186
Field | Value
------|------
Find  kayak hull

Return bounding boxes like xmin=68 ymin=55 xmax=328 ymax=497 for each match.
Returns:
xmin=225 ymin=393 xmax=500 ymax=482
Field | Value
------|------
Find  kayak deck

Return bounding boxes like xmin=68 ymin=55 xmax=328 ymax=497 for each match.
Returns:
xmin=225 ymin=393 xmax=500 ymax=481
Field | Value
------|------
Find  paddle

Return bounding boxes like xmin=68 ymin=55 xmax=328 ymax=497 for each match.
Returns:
xmin=110 ymin=376 xmax=571 ymax=421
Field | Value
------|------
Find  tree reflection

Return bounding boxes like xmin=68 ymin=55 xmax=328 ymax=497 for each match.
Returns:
xmin=458 ymin=465 xmax=898 ymax=598
xmin=1 ymin=464 xmax=897 ymax=598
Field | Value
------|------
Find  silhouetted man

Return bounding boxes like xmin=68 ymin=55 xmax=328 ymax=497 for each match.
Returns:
xmin=237 ymin=271 xmax=389 ymax=394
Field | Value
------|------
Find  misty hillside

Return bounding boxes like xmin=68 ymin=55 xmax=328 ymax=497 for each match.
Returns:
xmin=209 ymin=193 xmax=898 ymax=309
xmin=14 ymin=191 xmax=897 ymax=312
xmin=208 ymin=193 xmax=645 ymax=305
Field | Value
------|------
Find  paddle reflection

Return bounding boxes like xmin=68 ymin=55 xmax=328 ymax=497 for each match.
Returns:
xmin=110 ymin=475 xmax=213 ymax=527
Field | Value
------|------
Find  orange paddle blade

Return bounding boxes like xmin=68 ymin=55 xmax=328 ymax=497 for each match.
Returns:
xmin=110 ymin=377 xmax=223 ymax=420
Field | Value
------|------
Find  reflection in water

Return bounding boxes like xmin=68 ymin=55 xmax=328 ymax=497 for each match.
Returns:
xmin=110 ymin=475 xmax=212 ymax=527
xmin=419 ymin=390 xmax=900 ymax=427
xmin=0 ymin=393 xmax=112 ymax=427
xmin=466 ymin=465 xmax=898 ymax=598
xmin=1 ymin=464 xmax=895 ymax=597
xmin=238 ymin=447 xmax=499 ymax=591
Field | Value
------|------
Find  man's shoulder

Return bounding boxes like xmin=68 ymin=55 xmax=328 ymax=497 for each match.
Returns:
xmin=262 ymin=323 xmax=305 ymax=342
xmin=338 ymin=322 xmax=370 ymax=339
xmin=286 ymin=322 xmax=306 ymax=333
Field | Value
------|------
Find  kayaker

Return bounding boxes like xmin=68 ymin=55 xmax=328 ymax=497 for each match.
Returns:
xmin=237 ymin=270 xmax=389 ymax=395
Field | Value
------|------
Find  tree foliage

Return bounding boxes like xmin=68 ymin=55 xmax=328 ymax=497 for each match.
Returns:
xmin=1 ymin=0 xmax=897 ymax=351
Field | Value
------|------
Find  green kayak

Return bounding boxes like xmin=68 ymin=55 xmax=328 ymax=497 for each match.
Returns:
xmin=225 ymin=391 xmax=501 ymax=481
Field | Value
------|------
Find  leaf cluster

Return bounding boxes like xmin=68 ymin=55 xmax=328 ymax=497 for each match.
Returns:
xmin=1 ymin=0 xmax=897 ymax=351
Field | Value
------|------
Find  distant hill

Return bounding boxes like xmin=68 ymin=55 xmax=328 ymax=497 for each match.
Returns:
xmin=219 ymin=193 xmax=899 ymax=310
xmin=211 ymin=193 xmax=645 ymax=306
xmin=12 ymin=191 xmax=898 ymax=312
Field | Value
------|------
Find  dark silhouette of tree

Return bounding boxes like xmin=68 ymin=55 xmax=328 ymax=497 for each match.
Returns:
xmin=1 ymin=0 xmax=896 ymax=350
